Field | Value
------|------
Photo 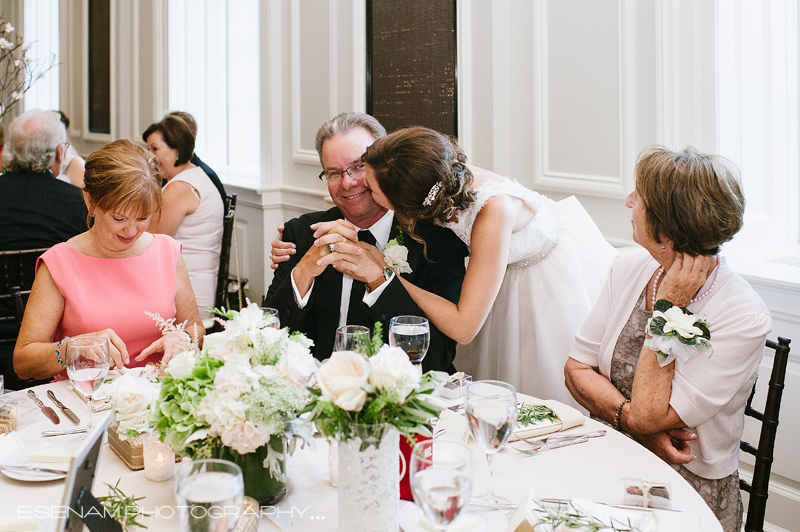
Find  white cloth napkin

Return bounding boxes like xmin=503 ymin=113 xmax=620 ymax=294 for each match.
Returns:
xmin=0 ymin=432 xmax=24 ymax=462
xmin=509 ymin=397 xmax=585 ymax=441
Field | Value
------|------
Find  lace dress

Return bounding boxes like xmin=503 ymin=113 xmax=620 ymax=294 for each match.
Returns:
xmin=608 ymin=288 xmax=742 ymax=532
xmin=440 ymin=178 xmax=617 ymax=406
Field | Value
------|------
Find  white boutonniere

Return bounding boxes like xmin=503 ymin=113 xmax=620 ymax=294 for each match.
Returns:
xmin=384 ymin=226 xmax=413 ymax=274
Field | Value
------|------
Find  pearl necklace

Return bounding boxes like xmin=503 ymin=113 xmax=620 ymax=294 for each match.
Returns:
xmin=651 ymin=254 xmax=720 ymax=309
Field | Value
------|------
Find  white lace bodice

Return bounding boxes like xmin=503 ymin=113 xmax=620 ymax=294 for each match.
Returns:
xmin=437 ymin=177 xmax=559 ymax=267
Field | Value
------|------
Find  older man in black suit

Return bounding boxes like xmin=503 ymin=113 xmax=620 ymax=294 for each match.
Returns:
xmin=265 ymin=113 xmax=467 ymax=373
xmin=0 ymin=109 xmax=87 ymax=389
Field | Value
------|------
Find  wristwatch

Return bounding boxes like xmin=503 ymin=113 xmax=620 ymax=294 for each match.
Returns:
xmin=365 ymin=267 xmax=393 ymax=293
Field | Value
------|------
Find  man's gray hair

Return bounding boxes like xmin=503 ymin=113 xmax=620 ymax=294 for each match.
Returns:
xmin=314 ymin=112 xmax=386 ymax=165
xmin=4 ymin=109 xmax=68 ymax=173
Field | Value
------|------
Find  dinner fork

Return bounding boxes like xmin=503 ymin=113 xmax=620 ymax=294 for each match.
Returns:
xmin=516 ymin=429 xmax=606 ymax=449
xmin=513 ymin=436 xmax=588 ymax=456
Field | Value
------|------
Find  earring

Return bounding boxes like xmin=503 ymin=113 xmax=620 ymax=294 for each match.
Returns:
xmin=175 ymin=157 xmax=179 ymax=165
xmin=661 ymin=245 xmax=665 ymax=253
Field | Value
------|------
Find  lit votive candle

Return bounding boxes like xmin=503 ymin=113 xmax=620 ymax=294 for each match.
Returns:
xmin=144 ymin=432 xmax=175 ymax=481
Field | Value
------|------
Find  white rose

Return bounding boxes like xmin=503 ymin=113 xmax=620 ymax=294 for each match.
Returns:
xmin=316 ymin=351 xmax=370 ymax=411
xmin=384 ymin=245 xmax=412 ymax=274
xmin=165 ymin=350 xmax=196 ymax=379
xmin=202 ymin=331 xmax=230 ymax=354
xmin=115 ymin=388 xmax=151 ymax=419
xmin=369 ymin=345 xmax=420 ymax=402
xmin=656 ymin=307 xmax=703 ymax=338
xmin=276 ymin=342 xmax=318 ymax=388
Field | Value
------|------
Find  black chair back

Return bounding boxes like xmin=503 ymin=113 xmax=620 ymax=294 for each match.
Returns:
xmin=0 ymin=247 xmax=50 ymax=342
xmin=214 ymin=194 xmax=237 ymax=312
xmin=740 ymin=336 xmax=791 ymax=532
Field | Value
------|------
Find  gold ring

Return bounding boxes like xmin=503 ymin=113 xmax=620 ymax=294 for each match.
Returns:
xmin=342 ymin=237 xmax=348 ymax=244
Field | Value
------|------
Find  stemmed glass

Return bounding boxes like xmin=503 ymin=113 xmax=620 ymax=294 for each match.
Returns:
xmin=410 ymin=439 xmax=473 ymax=531
xmin=464 ymin=380 xmax=517 ymax=505
xmin=389 ymin=315 xmax=430 ymax=373
xmin=335 ymin=325 xmax=370 ymax=352
xmin=175 ymin=458 xmax=244 ymax=532
xmin=65 ymin=336 xmax=110 ymax=430
xmin=259 ymin=307 xmax=280 ymax=329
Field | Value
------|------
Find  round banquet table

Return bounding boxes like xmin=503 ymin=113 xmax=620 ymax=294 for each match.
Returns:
xmin=1 ymin=381 xmax=723 ymax=532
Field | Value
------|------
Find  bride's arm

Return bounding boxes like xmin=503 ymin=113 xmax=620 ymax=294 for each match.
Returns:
xmin=395 ymin=196 xmax=513 ymax=344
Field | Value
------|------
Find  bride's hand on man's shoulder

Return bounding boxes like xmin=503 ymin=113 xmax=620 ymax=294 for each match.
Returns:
xmin=270 ymin=224 xmax=295 ymax=269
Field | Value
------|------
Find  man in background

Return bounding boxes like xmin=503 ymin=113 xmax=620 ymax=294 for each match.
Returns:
xmin=0 ymin=109 xmax=87 ymax=389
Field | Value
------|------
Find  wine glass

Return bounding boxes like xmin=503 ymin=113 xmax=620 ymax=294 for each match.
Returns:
xmin=464 ymin=380 xmax=517 ymax=505
xmin=389 ymin=315 xmax=430 ymax=373
xmin=65 ymin=336 xmax=110 ymax=430
xmin=259 ymin=307 xmax=280 ymax=329
xmin=410 ymin=439 xmax=473 ymax=531
xmin=335 ymin=325 xmax=370 ymax=352
xmin=175 ymin=458 xmax=244 ymax=532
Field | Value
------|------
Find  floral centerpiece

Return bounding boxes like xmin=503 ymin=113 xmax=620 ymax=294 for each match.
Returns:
xmin=150 ymin=303 xmax=317 ymax=505
xmin=305 ymin=323 xmax=445 ymax=531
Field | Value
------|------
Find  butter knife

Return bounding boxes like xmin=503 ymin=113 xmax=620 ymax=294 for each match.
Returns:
xmin=46 ymin=390 xmax=80 ymax=424
xmin=0 ymin=464 xmax=68 ymax=475
xmin=27 ymin=390 xmax=60 ymax=424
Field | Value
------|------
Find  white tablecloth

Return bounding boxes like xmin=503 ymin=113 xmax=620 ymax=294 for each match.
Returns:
xmin=1 ymin=381 xmax=723 ymax=532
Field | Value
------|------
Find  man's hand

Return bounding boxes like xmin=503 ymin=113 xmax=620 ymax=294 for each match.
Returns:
xmin=270 ymin=225 xmax=296 ymax=270
xmin=637 ymin=428 xmax=696 ymax=465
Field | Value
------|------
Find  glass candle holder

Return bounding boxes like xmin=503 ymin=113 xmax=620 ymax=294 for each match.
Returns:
xmin=144 ymin=432 xmax=175 ymax=481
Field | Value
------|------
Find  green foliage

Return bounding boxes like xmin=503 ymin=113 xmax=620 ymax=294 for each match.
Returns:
xmin=517 ymin=404 xmax=559 ymax=427
xmin=150 ymin=353 xmax=223 ymax=459
xmin=96 ymin=479 xmax=150 ymax=531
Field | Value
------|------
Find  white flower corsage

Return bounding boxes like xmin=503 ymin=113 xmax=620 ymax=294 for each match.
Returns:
xmin=644 ymin=299 xmax=712 ymax=367
xmin=384 ymin=226 xmax=413 ymax=274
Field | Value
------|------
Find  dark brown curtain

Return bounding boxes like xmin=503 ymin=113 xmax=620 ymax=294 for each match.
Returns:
xmin=367 ymin=0 xmax=457 ymax=137
xmin=88 ymin=0 xmax=111 ymax=134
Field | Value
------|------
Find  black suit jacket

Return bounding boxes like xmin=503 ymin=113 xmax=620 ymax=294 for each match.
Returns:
xmin=265 ymin=207 xmax=468 ymax=373
xmin=0 ymin=170 xmax=88 ymax=390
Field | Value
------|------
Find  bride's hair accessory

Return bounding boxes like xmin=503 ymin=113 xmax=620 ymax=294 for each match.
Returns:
xmin=644 ymin=299 xmax=712 ymax=367
xmin=422 ymin=182 xmax=442 ymax=207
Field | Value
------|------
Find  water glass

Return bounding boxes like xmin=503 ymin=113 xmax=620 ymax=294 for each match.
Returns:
xmin=335 ymin=325 xmax=370 ymax=352
xmin=410 ymin=439 xmax=473 ymax=531
xmin=389 ymin=315 xmax=430 ymax=371
xmin=65 ymin=337 xmax=110 ymax=430
xmin=465 ymin=380 xmax=517 ymax=504
xmin=175 ymin=459 xmax=244 ymax=532
xmin=259 ymin=307 xmax=280 ymax=329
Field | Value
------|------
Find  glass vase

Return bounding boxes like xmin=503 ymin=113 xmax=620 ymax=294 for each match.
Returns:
xmin=337 ymin=423 xmax=401 ymax=531
xmin=216 ymin=434 xmax=288 ymax=506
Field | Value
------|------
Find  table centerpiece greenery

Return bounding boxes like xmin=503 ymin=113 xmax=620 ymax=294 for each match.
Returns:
xmin=150 ymin=303 xmax=317 ymax=505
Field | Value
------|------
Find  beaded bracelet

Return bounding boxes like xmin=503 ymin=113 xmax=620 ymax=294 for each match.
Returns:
xmin=613 ymin=399 xmax=629 ymax=431
xmin=54 ymin=336 xmax=70 ymax=366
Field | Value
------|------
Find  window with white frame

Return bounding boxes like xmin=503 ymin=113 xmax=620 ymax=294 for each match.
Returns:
xmin=22 ymin=0 xmax=59 ymax=112
xmin=168 ymin=0 xmax=260 ymax=183
xmin=716 ymin=1 xmax=799 ymax=255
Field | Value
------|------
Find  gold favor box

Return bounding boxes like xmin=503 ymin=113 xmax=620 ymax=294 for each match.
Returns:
xmin=107 ymin=427 xmax=146 ymax=470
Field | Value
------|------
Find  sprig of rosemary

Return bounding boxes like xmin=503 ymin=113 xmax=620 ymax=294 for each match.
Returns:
xmin=532 ymin=501 xmax=641 ymax=531
xmin=516 ymin=404 xmax=559 ymax=427
xmin=96 ymin=479 xmax=150 ymax=531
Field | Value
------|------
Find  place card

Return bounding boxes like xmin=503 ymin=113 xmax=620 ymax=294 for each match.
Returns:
xmin=433 ymin=409 xmax=470 ymax=443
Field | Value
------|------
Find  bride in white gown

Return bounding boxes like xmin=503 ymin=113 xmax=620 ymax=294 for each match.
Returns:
xmin=318 ymin=126 xmax=617 ymax=405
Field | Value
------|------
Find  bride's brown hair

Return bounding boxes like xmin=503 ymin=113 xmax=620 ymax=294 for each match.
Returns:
xmin=363 ymin=126 xmax=475 ymax=250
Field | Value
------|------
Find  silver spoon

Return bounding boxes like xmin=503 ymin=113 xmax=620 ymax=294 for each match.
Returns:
xmin=513 ymin=436 xmax=588 ymax=456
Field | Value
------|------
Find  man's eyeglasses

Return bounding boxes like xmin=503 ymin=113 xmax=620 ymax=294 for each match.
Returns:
xmin=319 ymin=162 xmax=366 ymax=184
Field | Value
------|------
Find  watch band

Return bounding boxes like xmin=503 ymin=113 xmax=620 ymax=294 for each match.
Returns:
xmin=365 ymin=268 xmax=392 ymax=293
